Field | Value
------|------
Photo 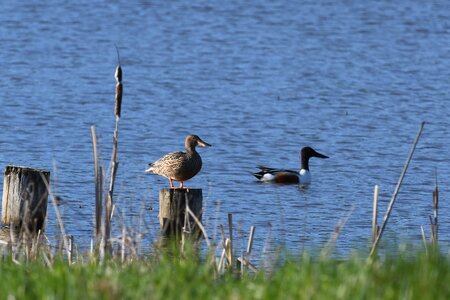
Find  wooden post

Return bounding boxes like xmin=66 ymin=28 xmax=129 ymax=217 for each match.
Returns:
xmin=159 ymin=189 xmax=202 ymax=238
xmin=1 ymin=165 xmax=50 ymax=232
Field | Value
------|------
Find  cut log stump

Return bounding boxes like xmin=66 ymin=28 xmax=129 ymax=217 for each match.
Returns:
xmin=1 ymin=165 xmax=50 ymax=232
xmin=159 ymin=188 xmax=203 ymax=238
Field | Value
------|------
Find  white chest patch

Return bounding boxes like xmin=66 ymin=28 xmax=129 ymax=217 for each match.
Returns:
xmin=299 ymin=169 xmax=311 ymax=184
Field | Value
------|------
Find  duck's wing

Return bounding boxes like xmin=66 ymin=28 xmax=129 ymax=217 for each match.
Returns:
xmin=146 ymin=151 xmax=185 ymax=173
xmin=253 ymin=165 xmax=299 ymax=181
xmin=256 ymin=165 xmax=298 ymax=174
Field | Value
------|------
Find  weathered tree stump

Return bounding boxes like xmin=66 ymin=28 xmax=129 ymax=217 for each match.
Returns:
xmin=159 ymin=189 xmax=203 ymax=238
xmin=1 ymin=165 xmax=50 ymax=232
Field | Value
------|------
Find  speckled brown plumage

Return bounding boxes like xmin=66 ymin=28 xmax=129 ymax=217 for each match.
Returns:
xmin=146 ymin=135 xmax=211 ymax=188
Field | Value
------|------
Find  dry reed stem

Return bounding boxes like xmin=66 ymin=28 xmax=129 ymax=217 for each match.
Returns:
xmin=226 ymin=240 xmax=232 ymax=266
xmin=42 ymin=250 xmax=52 ymax=268
xmin=217 ymin=238 xmax=231 ymax=273
xmin=105 ymin=163 xmax=118 ymax=253
xmin=228 ymin=213 xmax=234 ymax=268
xmin=239 ymin=226 xmax=256 ymax=272
xmin=370 ymin=121 xmax=425 ymax=257
xmin=320 ymin=206 xmax=355 ymax=259
xmin=237 ymin=256 xmax=258 ymax=273
xmin=245 ymin=226 xmax=255 ymax=267
xmin=68 ymin=235 xmax=73 ymax=264
xmin=91 ymin=126 xmax=102 ymax=245
xmin=90 ymin=239 xmax=94 ymax=259
xmin=121 ymin=227 xmax=126 ymax=263
xmin=40 ymin=174 xmax=70 ymax=260
xmin=181 ymin=200 xmax=190 ymax=252
xmin=220 ymin=224 xmax=226 ymax=246
xmin=372 ymin=185 xmax=379 ymax=244
xmin=219 ymin=225 xmax=233 ymax=267
xmin=112 ymin=206 xmax=142 ymax=260
xmin=218 ymin=247 xmax=226 ymax=273
xmin=431 ymin=171 xmax=438 ymax=244
xmin=246 ymin=226 xmax=255 ymax=257
xmin=185 ymin=202 xmax=210 ymax=248
xmin=420 ymin=225 xmax=428 ymax=255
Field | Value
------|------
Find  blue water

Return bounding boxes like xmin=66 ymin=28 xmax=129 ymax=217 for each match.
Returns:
xmin=1 ymin=1 xmax=449 ymax=258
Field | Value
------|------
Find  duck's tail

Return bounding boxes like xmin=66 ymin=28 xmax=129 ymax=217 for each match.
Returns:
xmin=252 ymin=165 xmax=273 ymax=180
xmin=252 ymin=170 xmax=264 ymax=180
xmin=145 ymin=164 xmax=155 ymax=173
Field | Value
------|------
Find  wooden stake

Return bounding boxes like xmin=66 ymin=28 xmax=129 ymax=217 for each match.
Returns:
xmin=159 ymin=189 xmax=203 ymax=238
xmin=2 ymin=166 xmax=50 ymax=232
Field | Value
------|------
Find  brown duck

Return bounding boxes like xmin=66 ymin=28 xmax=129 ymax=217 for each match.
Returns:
xmin=146 ymin=134 xmax=211 ymax=188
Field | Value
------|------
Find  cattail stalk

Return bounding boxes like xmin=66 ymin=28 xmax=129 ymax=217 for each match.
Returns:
xmin=114 ymin=45 xmax=123 ymax=119
xmin=105 ymin=47 xmax=123 ymax=254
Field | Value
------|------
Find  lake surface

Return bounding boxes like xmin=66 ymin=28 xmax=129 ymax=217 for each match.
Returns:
xmin=1 ymin=0 xmax=449 ymax=258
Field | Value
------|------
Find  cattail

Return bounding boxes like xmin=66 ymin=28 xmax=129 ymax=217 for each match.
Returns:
xmin=115 ymin=78 xmax=122 ymax=118
xmin=114 ymin=45 xmax=123 ymax=118
xmin=115 ymin=64 xmax=122 ymax=83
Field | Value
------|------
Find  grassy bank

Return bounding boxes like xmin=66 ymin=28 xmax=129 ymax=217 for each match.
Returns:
xmin=1 ymin=249 xmax=449 ymax=300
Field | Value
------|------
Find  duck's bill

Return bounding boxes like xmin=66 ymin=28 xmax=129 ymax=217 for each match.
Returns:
xmin=314 ymin=151 xmax=329 ymax=159
xmin=198 ymin=140 xmax=212 ymax=147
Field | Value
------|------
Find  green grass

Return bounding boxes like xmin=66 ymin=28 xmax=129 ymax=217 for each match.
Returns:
xmin=1 ymin=250 xmax=449 ymax=300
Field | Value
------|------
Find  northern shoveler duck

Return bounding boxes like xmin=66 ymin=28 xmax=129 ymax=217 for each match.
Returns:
xmin=253 ymin=146 xmax=328 ymax=184
xmin=146 ymin=134 xmax=211 ymax=189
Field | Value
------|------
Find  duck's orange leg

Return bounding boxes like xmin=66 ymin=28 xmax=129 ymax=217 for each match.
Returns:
xmin=169 ymin=178 xmax=175 ymax=188
xmin=179 ymin=181 xmax=184 ymax=189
